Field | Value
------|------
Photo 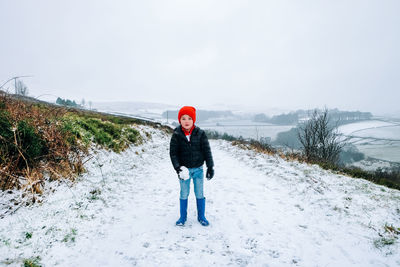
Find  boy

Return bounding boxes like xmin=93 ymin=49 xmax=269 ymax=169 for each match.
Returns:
xmin=169 ymin=106 xmax=214 ymax=226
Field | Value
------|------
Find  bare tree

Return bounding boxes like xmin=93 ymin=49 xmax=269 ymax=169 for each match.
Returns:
xmin=15 ymin=80 xmax=29 ymax=96
xmin=297 ymin=108 xmax=345 ymax=165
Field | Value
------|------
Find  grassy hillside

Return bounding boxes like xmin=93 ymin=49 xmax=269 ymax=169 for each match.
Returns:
xmin=0 ymin=91 xmax=171 ymax=197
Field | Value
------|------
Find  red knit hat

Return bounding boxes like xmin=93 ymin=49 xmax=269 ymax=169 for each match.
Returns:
xmin=178 ymin=106 xmax=196 ymax=124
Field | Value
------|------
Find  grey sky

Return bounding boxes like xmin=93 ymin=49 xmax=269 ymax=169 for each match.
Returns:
xmin=1 ymin=0 xmax=399 ymax=115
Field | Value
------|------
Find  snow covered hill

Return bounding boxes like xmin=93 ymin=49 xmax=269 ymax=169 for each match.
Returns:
xmin=1 ymin=125 xmax=399 ymax=266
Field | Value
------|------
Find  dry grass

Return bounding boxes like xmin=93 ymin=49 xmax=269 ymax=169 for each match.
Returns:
xmin=0 ymin=92 xmax=86 ymax=195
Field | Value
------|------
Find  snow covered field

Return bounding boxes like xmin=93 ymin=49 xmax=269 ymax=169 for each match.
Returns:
xmin=1 ymin=126 xmax=400 ymax=266
xmin=338 ymin=120 xmax=400 ymax=163
xmin=338 ymin=120 xmax=397 ymax=136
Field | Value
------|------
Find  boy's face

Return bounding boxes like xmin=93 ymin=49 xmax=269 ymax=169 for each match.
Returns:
xmin=180 ymin=115 xmax=194 ymax=131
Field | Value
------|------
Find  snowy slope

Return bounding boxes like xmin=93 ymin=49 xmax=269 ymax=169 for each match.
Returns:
xmin=1 ymin=126 xmax=399 ymax=266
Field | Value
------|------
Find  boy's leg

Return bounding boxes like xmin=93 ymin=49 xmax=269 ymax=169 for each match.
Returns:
xmin=192 ymin=167 xmax=204 ymax=199
xmin=179 ymin=178 xmax=191 ymax=200
xmin=177 ymin=178 xmax=190 ymax=226
xmin=191 ymin=167 xmax=209 ymax=226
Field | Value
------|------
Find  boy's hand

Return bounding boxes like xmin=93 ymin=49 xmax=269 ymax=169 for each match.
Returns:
xmin=175 ymin=166 xmax=182 ymax=174
xmin=206 ymin=167 xmax=214 ymax=180
xmin=175 ymin=167 xmax=184 ymax=180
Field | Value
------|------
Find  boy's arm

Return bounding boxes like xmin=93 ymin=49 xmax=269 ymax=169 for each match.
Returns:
xmin=170 ymin=133 xmax=180 ymax=170
xmin=201 ymin=132 xmax=214 ymax=168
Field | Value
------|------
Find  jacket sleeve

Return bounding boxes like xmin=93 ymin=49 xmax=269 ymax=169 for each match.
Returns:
xmin=201 ymin=131 xmax=214 ymax=168
xmin=169 ymin=133 xmax=180 ymax=170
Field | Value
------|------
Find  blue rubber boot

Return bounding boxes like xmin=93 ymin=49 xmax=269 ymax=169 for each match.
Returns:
xmin=196 ymin=198 xmax=209 ymax=226
xmin=176 ymin=199 xmax=188 ymax=226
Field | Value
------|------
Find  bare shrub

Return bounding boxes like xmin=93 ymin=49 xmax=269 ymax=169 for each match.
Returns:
xmin=15 ymin=80 xmax=29 ymax=96
xmin=297 ymin=108 xmax=345 ymax=165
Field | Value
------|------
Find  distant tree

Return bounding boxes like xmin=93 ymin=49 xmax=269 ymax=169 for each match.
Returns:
xmin=56 ymin=97 xmax=64 ymax=105
xmin=270 ymin=113 xmax=298 ymax=125
xmin=15 ymin=80 xmax=29 ymax=96
xmin=328 ymin=109 xmax=372 ymax=125
xmin=253 ymin=112 xmax=299 ymax=125
xmin=81 ymin=98 xmax=86 ymax=107
xmin=297 ymin=108 xmax=345 ymax=165
xmin=55 ymin=97 xmax=79 ymax=107
xmin=256 ymin=109 xmax=371 ymax=126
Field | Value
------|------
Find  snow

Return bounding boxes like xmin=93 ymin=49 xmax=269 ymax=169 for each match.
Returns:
xmin=338 ymin=120 xmax=397 ymax=136
xmin=356 ymin=143 xmax=400 ymax=163
xmin=338 ymin=120 xmax=400 ymax=163
xmin=354 ymin=126 xmax=400 ymax=140
xmin=1 ymin=125 xmax=400 ymax=266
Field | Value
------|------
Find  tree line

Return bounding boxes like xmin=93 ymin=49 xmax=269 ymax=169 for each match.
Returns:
xmin=254 ymin=109 xmax=372 ymax=125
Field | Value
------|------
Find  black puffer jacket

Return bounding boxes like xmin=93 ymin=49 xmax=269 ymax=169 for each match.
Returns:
xmin=170 ymin=126 xmax=214 ymax=169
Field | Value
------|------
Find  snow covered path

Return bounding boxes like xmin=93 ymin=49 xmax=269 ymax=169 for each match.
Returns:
xmin=1 ymin=126 xmax=400 ymax=266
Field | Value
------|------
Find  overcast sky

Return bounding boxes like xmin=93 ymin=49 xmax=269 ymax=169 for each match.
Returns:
xmin=1 ymin=0 xmax=399 ymax=115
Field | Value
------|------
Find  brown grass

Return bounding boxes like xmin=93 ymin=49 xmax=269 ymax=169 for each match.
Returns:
xmin=0 ymin=92 xmax=86 ymax=194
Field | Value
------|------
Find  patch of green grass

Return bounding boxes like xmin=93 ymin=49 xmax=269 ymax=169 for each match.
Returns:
xmin=61 ymin=114 xmax=141 ymax=152
xmin=79 ymin=214 xmax=89 ymax=220
xmin=1 ymin=237 xmax=11 ymax=246
xmin=373 ymin=224 xmax=399 ymax=250
xmin=124 ymin=127 xmax=141 ymax=144
xmin=18 ymin=120 xmax=46 ymax=156
xmin=374 ymin=237 xmax=396 ymax=249
xmin=0 ymin=112 xmax=46 ymax=169
xmin=0 ymin=110 xmax=13 ymax=140
xmin=23 ymin=256 xmax=42 ymax=267
xmin=25 ymin=232 xmax=32 ymax=240
xmin=62 ymin=228 xmax=77 ymax=243
xmin=0 ymin=101 xmax=6 ymax=109
xmin=89 ymin=188 xmax=101 ymax=200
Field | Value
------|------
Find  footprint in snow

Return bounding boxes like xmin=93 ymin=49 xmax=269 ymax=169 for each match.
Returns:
xmin=268 ymin=249 xmax=280 ymax=258
xmin=244 ymin=237 xmax=258 ymax=251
